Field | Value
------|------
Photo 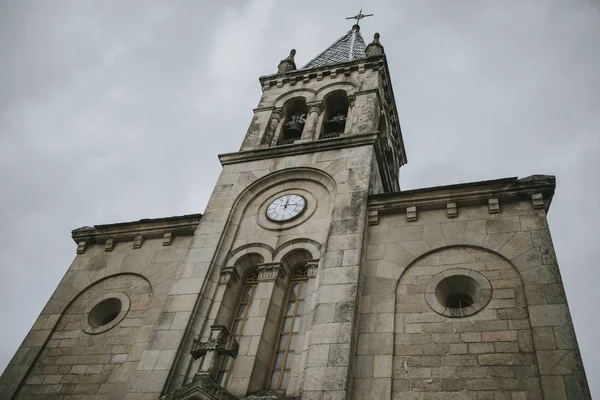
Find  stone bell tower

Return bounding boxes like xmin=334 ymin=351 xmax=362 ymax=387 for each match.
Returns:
xmin=161 ymin=23 xmax=407 ymax=399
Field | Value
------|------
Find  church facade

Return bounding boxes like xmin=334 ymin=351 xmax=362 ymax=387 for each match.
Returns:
xmin=0 ymin=24 xmax=591 ymax=400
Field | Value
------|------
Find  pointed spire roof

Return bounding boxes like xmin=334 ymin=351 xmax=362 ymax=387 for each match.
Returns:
xmin=302 ymin=25 xmax=367 ymax=69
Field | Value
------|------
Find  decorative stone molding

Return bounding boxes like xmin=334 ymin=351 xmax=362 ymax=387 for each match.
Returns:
xmin=219 ymin=267 xmax=240 ymax=287
xmin=76 ymin=240 xmax=88 ymax=254
xmin=306 ymin=260 xmax=319 ymax=278
xmin=189 ymin=325 xmax=239 ymax=399
xmin=368 ymin=210 xmax=379 ymax=226
xmin=488 ymin=198 xmax=500 ymax=214
xmin=104 ymin=238 xmax=115 ymax=252
xmin=531 ymin=193 xmax=545 ymax=209
xmin=133 ymin=235 xmax=145 ymax=249
xmin=368 ymin=175 xmax=556 ymax=216
xmin=447 ymin=202 xmax=458 ymax=218
xmin=219 ymin=132 xmax=379 ymax=165
xmin=308 ymin=102 xmax=323 ymax=114
xmin=163 ymin=373 xmax=238 ymax=400
xmin=406 ymin=206 xmax=417 ymax=222
xmin=257 ymin=262 xmax=285 ymax=282
xmin=190 ymin=325 xmax=238 ymax=360
xmin=71 ymin=213 xmax=201 ymax=252
xmin=273 ymin=238 xmax=322 ymax=262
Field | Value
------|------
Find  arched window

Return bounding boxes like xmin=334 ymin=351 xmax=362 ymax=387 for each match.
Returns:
xmin=268 ymin=267 xmax=309 ymax=390
xmin=321 ymin=90 xmax=349 ymax=139
xmin=216 ymin=271 xmax=259 ymax=389
xmin=279 ymin=98 xmax=308 ymax=145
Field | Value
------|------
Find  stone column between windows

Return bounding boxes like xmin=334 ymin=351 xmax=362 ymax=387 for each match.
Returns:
xmin=344 ymin=95 xmax=356 ymax=135
xmin=301 ymin=103 xmax=323 ymax=141
xmin=186 ymin=266 xmax=241 ymax=385
xmin=288 ymin=260 xmax=319 ymax=397
xmin=228 ymin=262 xmax=287 ymax=397
xmin=259 ymin=108 xmax=284 ymax=147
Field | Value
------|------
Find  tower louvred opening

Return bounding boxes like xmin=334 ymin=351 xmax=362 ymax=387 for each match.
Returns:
xmin=322 ymin=90 xmax=349 ymax=139
xmin=280 ymin=98 xmax=308 ymax=144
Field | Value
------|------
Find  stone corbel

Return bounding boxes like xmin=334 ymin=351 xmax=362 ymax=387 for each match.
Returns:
xmin=76 ymin=240 xmax=88 ymax=254
xmin=306 ymin=260 xmax=319 ymax=279
xmin=368 ymin=210 xmax=379 ymax=226
xmin=406 ymin=206 xmax=418 ymax=222
xmin=191 ymin=325 xmax=238 ymax=361
xmin=191 ymin=325 xmax=239 ymax=389
xmin=447 ymin=202 xmax=458 ymax=218
xmin=162 ymin=232 xmax=173 ymax=246
xmin=488 ymin=198 xmax=500 ymax=214
xmin=219 ymin=266 xmax=240 ymax=287
xmin=104 ymin=239 xmax=115 ymax=252
xmin=133 ymin=235 xmax=145 ymax=249
xmin=531 ymin=193 xmax=545 ymax=210
xmin=257 ymin=262 xmax=285 ymax=282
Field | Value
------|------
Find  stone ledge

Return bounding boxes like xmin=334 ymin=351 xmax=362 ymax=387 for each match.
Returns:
xmin=368 ymin=175 xmax=556 ymax=215
xmin=71 ymin=213 xmax=202 ymax=246
xmin=218 ymin=133 xmax=379 ymax=165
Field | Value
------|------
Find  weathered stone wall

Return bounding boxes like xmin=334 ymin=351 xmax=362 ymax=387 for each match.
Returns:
xmin=1 ymin=235 xmax=196 ymax=399
xmin=17 ymin=274 xmax=152 ymax=399
xmin=392 ymin=247 xmax=537 ymax=399
xmin=355 ymin=200 xmax=591 ymax=399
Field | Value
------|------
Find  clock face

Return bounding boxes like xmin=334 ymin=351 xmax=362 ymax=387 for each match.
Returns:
xmin=266 ymin=194 xmax=307 ymax=222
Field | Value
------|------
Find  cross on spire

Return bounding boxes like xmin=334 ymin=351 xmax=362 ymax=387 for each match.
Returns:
xmin=345 ymin=8 xmax=374 ymax=27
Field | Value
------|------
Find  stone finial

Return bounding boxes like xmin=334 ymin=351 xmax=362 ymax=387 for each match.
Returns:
xmin=365 ymin=32 xmax=385 ymax=57
xmin=277 ymin=49 xmax=297 ymax=73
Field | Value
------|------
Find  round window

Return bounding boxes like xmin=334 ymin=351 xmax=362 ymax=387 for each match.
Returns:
xmin=82 ymin=292 xmax=130 ymax=334
xmin=88 ymin=298 xmax=122 ymax=327
xmin=425 ymin=269 xmax=492 ymax=318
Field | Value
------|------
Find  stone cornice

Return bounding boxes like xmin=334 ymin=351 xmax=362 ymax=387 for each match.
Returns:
xmin=257 ymin=55 xmax=406 ymax=167
xmin=71 ymin=213 xmax=202 ymax=245
xmin=258 ymin=56 xmax=385 ymax=84
xmin=218 ymin=133 xmax=379 ymax=165
xmin=368 ymin=175 xmax=556 ymax=215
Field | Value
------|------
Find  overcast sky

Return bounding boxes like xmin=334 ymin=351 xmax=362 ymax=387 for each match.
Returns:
xmin=1 ymin=0 xmax=599 ymax=395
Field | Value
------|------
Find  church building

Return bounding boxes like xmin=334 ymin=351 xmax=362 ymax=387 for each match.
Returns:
xmin=0 ymin=19 xmax=591 ymax=400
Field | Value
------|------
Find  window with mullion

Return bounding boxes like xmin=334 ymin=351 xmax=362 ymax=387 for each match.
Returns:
xmin=268 ymin=271 xmax=308 ymax=390
xmin=216 ymin=273 xmax=258 ymax=389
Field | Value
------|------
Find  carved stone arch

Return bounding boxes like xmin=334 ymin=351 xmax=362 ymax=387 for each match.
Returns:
xmin=230 ymin=167 xmax=336 ymax=221
xmin=387 ymin=245 xmax=543 ymax=399
xmin=389 ymin=244 xmax=528 ymax=289
xmin=273 ymin=238 xmax=322 ymax=264
xmin=315 ymin=81 xmax=358 ymax=101
xmin=225 ymin=243 xmax=274 ymax=268
xmin=272 ymin=88 xmax=318 ymax=108
xmin=169 ymin=168 xmax=336 ymax=392
xmin=15 ymin=273 xmax=153 ymax=394
xmin=58 ymin=272 xmax=154 ymax=315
